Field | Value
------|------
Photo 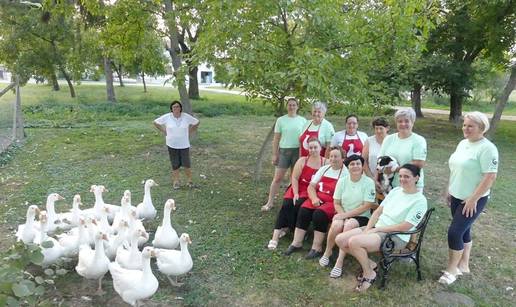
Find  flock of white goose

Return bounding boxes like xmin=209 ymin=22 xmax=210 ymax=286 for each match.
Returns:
xmin=15 ymin=179 xmax=193 ymax=306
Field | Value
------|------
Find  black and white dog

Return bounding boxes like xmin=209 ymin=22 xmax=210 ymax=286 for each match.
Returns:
xmin=376 ymin=155 xmax=399 ymax=196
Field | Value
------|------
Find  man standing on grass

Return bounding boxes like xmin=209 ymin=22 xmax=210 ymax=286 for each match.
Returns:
xmin=154 ymin=100 xmax=200 ymax=189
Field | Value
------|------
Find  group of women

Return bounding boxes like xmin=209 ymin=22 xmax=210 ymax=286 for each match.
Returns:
xmin=262 ymin=99 xmax=499 ymax=292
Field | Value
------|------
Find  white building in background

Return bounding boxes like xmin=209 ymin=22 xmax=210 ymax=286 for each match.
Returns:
xmin=197 ymin=62 xmax=216 ymax=85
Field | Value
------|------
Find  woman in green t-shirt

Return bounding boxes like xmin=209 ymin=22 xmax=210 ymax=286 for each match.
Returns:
xmin=439 ymin=112 xmax=499 ymax=285
xmin=334 ymin=164 xmax=427 ymax=292
xmin=318 ymin=155 xmax=378 ymax=278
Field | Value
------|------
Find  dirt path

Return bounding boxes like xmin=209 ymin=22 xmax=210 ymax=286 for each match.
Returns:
xmin=393 ymin=106 xmax=516 ymax=121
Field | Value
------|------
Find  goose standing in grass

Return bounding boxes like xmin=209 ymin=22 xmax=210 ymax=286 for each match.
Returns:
xmin=44 ymin=193 xmax=66 ymax=233
xmin=109 ymin=246 xmax=159 ymax=306
xmin=16 ymin=205 xmax=40 ymax=244
xmin=105 ymin=220 xmax=129 ymax=261
xmin=37 ymin=211 xmax=65 ymax=267
xmin=60 ymin=194 xmax=83 ymax=227
xmin=156 ymin=233 xmax=193 ymax=286
xmin=115 ymin=228 xmax=148 ymax=270
xmin=85 ymin=185 xmax=118 ymax=221
xmin=58 ymin=218 xmax=88 ymax=257
xmin=136 ymin=179 xmax=158 ymax=220
xmin=127 ymin=207 xmax=148 ymax=246
xmin=76 ymin=231 xmax=110 ymax=295
xmin=112 ymin=191 xmax=134 ymax=230
xmin=152 ymin=199 xmax=179 ymax=249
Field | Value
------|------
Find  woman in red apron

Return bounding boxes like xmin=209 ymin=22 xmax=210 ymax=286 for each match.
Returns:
xmin=329 ymin=114 xmax=368 ymax=158
xmin=299 ymin=103 xmax=331 ymax=158
xmin=267 ymin=138 xmax=325 ymax=250
xmin=284 ymin=147 xmax=346 ymax=259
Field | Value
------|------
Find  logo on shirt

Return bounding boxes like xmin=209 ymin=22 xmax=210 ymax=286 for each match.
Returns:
xmin=369 ymin=190 xmax=375 ymax=197
xmin=491 ymin=158 xmax=498 ymax=166
xmin=415 ymin=212 xmax=422 ymax=220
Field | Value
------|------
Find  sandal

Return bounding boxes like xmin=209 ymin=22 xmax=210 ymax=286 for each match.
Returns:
xmin=319 ymin=256 xmax=330 ymax=267
xmin=355 ymin=274 xmax=376 ymax=292
xmin=356 ymin=264 xmax=378 ymax=281
xmin=330 ymin=266 xmax=343 ymax=278
xmin=173 ymin=183 xmax=181 ymax=190
xmin=267 ymin=240 xmax=278 ymax=251
xmin=187 ymin=182 xmax=199 ymax=189
xmin=278 ymin=229 xmax=287 ymax=239
xmin=438 ymin=271 xmax=457 ymax=285
xmin=283 ymin=245 xmax=302 ymax=256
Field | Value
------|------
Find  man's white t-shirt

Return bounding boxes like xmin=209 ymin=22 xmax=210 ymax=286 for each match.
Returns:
xmin=154 ymin=113 xmax=199 ymax=149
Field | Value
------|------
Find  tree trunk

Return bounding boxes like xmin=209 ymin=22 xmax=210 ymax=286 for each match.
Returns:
xmin=254 ymin=121 xmax=276 ymax=182
xmin=0 ymin=82 xmax=15 ymax=98
xmin=449 ymin=89 xmax=463 ymax=123
xmin=103 ymin=57 xmax=116 ymax=102
xmin=188 ymin=66 xmax=200 ymax=99
xmin=487 ymin=65 xmax=516 ymax=139
xmin=50 ymin=72 xmax=60 ymax=91
xmin=411 ymin=83 xmax=423 ymax=118
xmin=115 ymin=64 xmax=124 ymax=87
xmin=141 ymin=72 xmax=147 ymax=93
xmin=59 ymin=66 xmax=76 ymax=98
xmin=164 ymin=0 xmax=191 ymax=114
xmin=13 ymin=76 xmax=24 ymax=140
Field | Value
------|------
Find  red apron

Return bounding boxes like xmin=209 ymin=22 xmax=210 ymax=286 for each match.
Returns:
xmin=301 ymin=167 xmax=343 ymax=219
xmin=284 ymin=157 xmax=323 ymax=199
xmin=299 ymin=121 xmax=326 ymax=158
xmin=341 ymin=134 xmax=363 ymax=157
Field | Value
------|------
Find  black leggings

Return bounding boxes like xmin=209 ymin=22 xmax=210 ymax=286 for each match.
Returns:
xmin=448 ymin=195 xmax=488 ymax=250
xmin=296 ymin=207 xmax=329 ymax=233
xmin=274 ymin=197 xmax=307 ymax=230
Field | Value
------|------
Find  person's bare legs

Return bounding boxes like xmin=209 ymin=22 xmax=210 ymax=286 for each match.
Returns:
xmin=172 ymin=169 xmax=180 ymax=188
xmin=184 ymin=167 xmax=193 ymax=184
xmin=333 ymin=227 xmax=364 ymax=270
xmin=311 ymin=231 xmax=326 ymax=252
xmin=290 ymin=227 xmax=305 ymax=247
xmin=322 ymin=220 xmax=344 ymax=258
xmin=445 ymin=249 xmax=463 ymax=275
xmin=347 ymin=233 xmax=382 ymax=291
xmin=262 ymin=167 xmax=288 ymax=211
xmin=458 ymin=241 xmax=472 ymax=273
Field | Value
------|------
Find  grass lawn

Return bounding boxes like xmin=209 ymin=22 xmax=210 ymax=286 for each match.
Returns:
xmin=0 ymin=85 xmax=515 ymax=306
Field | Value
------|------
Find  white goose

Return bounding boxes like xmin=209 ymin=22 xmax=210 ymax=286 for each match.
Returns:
xmin=60 ymin=194 xmax=83 ymax=227
xmin=112 ymin=191 xmax=135 ymax=231
xmin=109 ymin=246 xmax=159 ymax=306
xmin=37 ymin=211 xmax=65 ymax=267
xmin=57 ymin=218 xmax=89 ymax=257
xmin=127 ymin=208 xmax=148 ymax=247
xmin=97 ymin=206 xmax=114 ymax=235
xmin=115 ymin=228 xmax=148 ymax=270
xmin=75 ymin=231 xmax=110 ymax=294
xmin=85 ymin=185 xmax=118 ymax=221
xmin=105 ymin=220 xmax=129 ymax=261
xmin=16 ymin=205 xmax=40 ymax=244
xmin=152 ymin=199 xmax=179 ymax=249
xmin=156 ymin=233 xmax=193 ymax=286
xmin=136 ymin=179 xmax=158 ymax=220
xmin=44 ymin=193 xmax=66 ymax=233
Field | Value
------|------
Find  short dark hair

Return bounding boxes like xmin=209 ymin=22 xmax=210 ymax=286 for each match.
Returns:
xmin=399 ymin=163 xmax=420 ymax=177
xmin=344 ymin=154 xmax=364 ymax=167
xmin=286 ymin=97 xmax=298 ymax=105
xmin=329 ymin=146 xmax=345 ymax=158
xmin=371 ymin=117 xmax=389 ymax=128
xmin=170 ymin=100 xmax=182 ymax=112
xmin=345 ymin=114 xmax=358 ymax=123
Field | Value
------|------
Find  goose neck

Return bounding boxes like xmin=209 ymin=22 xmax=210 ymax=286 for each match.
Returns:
xmin=94 ymin=238 xmax=105 ymax=257
xmin=162 ymin=209 xmax=172 ymax=227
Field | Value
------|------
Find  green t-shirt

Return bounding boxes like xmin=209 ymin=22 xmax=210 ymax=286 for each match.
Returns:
xmin=448 ymin=138 xmax=499 ymax=200
xmin=379 ymin=132 xmax=427 ymax=188
xmin=333 ymin=174 xmax=376 ymax=218
xmin=274 ymin=115 xmax=307 ymax=149
xmin=301 ymin=119 xmax=335 ymax=146
xmin=375 ymin=187 xmax=427 ymax=242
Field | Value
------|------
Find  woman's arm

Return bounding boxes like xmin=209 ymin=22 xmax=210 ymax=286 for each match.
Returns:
xmin=362 ymin=140 xmax=374 ymax=179
xmin=324 ymin=142 xmax=331 ymax=159
xmin=368 ymin=221 xmax=413 ymax=233
xmin=307 ymin=183 xmax=320 ymax=206
xmin=290 ymin=158 xmax=305 ymax=200
xmin=462 ymin=173 xmax=497 ymax=217
xmin=333 ymin=199 xmax=345 ymax=217
xmin=271 ymin=133 xmax=281 ymax=165
xmin=343 ymin=201 xmax=377 ymax=219
xmin=153 ymin=122 xmax=166 ymax=135
xmin=364 ymin=206 xmax=383 ymax=231
xmin=385 ymin=159 xmax=425 ymax=175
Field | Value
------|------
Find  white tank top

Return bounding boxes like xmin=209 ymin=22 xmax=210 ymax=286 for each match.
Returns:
xmin=367 ymin=135 xmax=382 ymax=178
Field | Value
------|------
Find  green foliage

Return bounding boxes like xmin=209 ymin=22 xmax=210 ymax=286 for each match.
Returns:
xmin=198 ymin=0 xmax=436 ymax=114
xmin=0 ymin=242 xmax=48 ymax=306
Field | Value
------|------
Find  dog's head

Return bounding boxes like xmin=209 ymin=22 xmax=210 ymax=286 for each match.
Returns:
xmin=376 ymin=156 xmax=398 ymax=173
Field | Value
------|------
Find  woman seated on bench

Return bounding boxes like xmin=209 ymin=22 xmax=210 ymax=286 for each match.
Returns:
xmin=267 ymin=137 xmax=326 ymax=250
xmin=319 ymin=154 xmax=378 ymax=278
xmin=284 ymin=147 xmax=347 ymax=259
xmin=334 ymin=163 xmax=427 ymax=292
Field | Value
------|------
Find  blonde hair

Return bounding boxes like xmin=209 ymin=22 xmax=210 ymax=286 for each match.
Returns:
xmin=464 ymin=111 xmax=490 ymax=133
